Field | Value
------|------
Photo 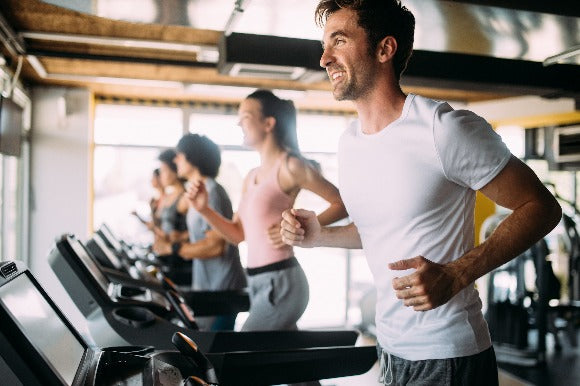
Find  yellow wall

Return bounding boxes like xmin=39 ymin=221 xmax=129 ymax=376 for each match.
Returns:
xmin=475 ymin=191 xmax=496 ymax=245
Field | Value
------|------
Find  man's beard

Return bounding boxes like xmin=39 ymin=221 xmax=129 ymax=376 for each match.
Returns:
xmin=332 ymin=63 xmax=375 ymax=101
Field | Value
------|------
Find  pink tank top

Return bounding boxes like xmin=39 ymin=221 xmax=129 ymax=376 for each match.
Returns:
xmin=237 ymin=155 xmax=294 ymax=268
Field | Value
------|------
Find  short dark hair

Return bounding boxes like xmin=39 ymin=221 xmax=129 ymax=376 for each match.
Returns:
xmin=315 ymin=0 xmax=415 ymax=80
xmin=158 ymin=148 xmax=178 ymax=173
xmin=176 ymin=133 xmax=221 ymax=178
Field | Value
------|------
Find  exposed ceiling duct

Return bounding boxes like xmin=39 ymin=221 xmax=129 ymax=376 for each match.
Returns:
xmin=218 ymin=32 xmax=327 ymax=83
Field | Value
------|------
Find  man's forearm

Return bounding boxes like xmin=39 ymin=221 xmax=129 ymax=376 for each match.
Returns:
xmin=318 ymin=222 xmax=363 ymax=249
xmin=199 ymin=207 xmax=244 ymax=245
xmin=450 ymin=197 xmax=561 ymax=289
xmin=178 ymin=236 xmax=225 ymax=260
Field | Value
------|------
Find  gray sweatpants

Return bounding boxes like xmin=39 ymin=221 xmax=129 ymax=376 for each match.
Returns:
xmin=242 ymin=264 xmax=309 ymax=331
xmin=377 ymin=346 xmax=499 ymax=386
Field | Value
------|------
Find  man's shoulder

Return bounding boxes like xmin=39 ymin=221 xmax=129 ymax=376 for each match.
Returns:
xmin=411 ymin=94 xmax=487 ymax=126
xmin=412 ymin=94 xmax=451 ymax=116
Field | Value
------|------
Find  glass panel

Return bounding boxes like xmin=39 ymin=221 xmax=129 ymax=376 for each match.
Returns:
xmin=94 ymin=104 xmax=183 ymax=147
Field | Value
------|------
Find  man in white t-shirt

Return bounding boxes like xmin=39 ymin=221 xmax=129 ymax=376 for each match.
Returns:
xmin=280 ymin=1 xmax=562 ymax=385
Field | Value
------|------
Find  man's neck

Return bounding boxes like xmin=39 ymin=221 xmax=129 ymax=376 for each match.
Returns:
xmin=355 ymin=86 xmax=407 ymax=135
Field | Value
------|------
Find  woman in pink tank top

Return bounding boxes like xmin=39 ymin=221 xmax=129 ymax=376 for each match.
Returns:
xmin=187 ymin=89 xmax=347 ymax=331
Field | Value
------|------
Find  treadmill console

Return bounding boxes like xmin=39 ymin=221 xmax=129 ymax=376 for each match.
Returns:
xmin=67 ymin=236 xmax=171 ymax=312
xmin=0 ymin=264 xmax=89 ymax=385
xmin=0 ymin=261 xmax=211 ymax=386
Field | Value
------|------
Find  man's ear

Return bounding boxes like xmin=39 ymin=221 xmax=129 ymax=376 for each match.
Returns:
xmin=377 ymin=36 xmax=397 ymax=63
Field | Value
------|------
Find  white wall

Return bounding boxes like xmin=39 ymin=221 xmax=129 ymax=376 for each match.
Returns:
xmin=29 ymin=86 xmax=93 ymax=339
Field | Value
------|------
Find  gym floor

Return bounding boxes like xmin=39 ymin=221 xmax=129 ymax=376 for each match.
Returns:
xmin=497 ymin=330 xmax=580 ymax=386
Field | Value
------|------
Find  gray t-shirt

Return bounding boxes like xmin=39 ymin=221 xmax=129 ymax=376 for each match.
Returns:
xmin=187 ymin=178 xmax=247 ymax=291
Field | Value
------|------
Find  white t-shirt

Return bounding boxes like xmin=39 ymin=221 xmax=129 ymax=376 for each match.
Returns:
xmin=338 ymin=94 xmax=511 ymax=360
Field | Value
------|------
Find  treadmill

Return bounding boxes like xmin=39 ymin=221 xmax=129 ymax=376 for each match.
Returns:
xmin=89 ymin=224 xmax=159 ymax=279
xmin=0 ymin=260 xmax=379 ymax=385
xmin=49 ymin=234 xmax=361 ymax=353
xmin=85 ymin=229 xmax=250 ymax=318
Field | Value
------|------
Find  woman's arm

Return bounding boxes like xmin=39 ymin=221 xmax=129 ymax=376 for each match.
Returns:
xmin=283 ymin=156 xmax=348 ymax=226
xmin=197 ymin=209 xmax=245 ymax=245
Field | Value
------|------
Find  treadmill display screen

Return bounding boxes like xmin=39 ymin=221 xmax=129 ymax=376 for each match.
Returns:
xmin=100 ymin=224 xmax=123 ymax=252
xmin=93 ymin=234 xmax=123 ymax=270
xmin=69 ymin=238 xmax=111 ymax=292
xmin=0 ymin=273 xmax=86 ymax=385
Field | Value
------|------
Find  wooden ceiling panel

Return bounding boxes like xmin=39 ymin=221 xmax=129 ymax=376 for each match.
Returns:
xmin=37 ymin=57 xmax=332 ymax=89
xmin=2 ymin=0 xmax=221 ymax=44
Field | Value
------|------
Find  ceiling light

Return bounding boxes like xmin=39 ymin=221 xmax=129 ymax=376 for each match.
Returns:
xmin=184 ymin=84 xmax=306 ymax=100
xmin=21 ymin=32 xmax=219 ymax=63
xmin=185 ymin=83 xmax=256 ymax=97
xmin=47 ymin=74 xmax=184 ymax=89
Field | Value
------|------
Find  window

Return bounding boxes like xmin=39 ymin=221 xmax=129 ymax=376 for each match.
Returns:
xmin=0 ymin=150 xmax=24 ymax=262
xmin=190 ymin=113 xmax=243 ymax=147
xmin=94 ymin=104 xmax=182 ymax=146
xmin=0 ymin=87 xmax=29 ymax=264
xmin=93 ymin=104 xmax=184 ymax=244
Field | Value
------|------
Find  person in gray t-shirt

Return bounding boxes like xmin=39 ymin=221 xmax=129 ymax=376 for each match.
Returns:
xmin=154 ymin=134 xmax=247 ymax=331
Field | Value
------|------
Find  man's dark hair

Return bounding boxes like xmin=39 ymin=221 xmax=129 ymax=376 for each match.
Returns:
xmin=315 ymin=0 xmax=415 ymax=80
xmin=158 ymin=148 xmax=178 ymax=173
xmin=176 ymin=134 xmax=221 ymax=178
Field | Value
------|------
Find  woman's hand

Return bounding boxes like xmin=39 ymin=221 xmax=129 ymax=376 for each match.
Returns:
xmin=267 ymin=223 xmax=287 ymax=249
